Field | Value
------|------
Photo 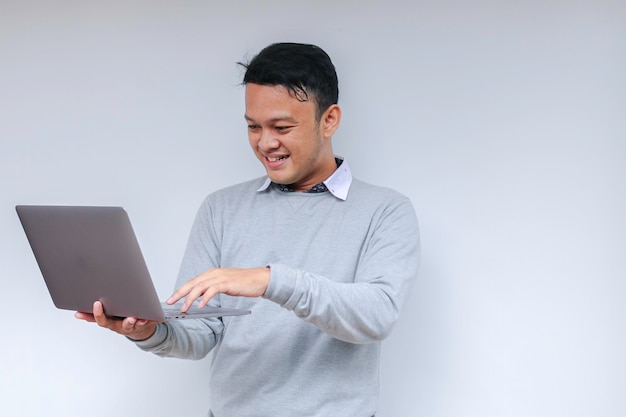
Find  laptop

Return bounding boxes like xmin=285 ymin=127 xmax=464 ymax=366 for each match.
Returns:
xmin=16 ymin=205 xmax=251 ymax=322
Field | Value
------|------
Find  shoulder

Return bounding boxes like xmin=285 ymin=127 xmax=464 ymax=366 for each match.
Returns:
xmin=190 ymin=177 xmax=268 ymax=219
xmin=201 ymin=177 xmax=266 ymax=203
xmin=349 ymin=178 xmax=418 ymax=226
xmin=348 ymin=178 xmax=412 ymax=206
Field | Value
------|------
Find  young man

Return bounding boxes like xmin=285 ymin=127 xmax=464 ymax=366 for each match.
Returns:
xmin=77 ymin=42 xmax=420 ymax=417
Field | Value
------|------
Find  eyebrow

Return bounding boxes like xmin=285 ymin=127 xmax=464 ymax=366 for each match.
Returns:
xmin=244 ymin=115 xmax=298 ymax=124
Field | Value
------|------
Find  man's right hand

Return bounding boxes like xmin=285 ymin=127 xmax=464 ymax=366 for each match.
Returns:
xmin=75 ymin=301 xmax=158 ymax=341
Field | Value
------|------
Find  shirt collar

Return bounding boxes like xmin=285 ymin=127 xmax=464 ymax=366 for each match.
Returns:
xmin=256 ymin=157 xmax=353 ymax=201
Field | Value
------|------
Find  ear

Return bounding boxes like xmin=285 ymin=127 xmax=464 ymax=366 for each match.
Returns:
xmin=321 ymin=104 xmax=341 ymax=139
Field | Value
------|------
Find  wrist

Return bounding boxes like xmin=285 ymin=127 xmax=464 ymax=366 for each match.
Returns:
xmin=128 ymin=322 xmax=158 ymax=342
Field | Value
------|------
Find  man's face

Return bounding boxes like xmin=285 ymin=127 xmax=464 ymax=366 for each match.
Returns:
xmin=245 ymin=83 xmax=337 ymax=191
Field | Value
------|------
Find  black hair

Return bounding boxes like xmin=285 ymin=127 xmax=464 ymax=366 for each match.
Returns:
xmin=239 ymin=43 xmax=339 ymax=119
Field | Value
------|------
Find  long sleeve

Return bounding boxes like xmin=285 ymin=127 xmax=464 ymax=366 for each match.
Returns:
xmin=263 ymin=196 xmax=419 ymax=343
xmin=134 ymin=318 xmax=221 ymax=360
xmin=134 ymin=198 xmax=225 ymax=359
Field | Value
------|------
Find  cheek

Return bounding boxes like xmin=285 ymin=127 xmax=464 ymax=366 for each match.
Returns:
xmin=292 ymin=128 xmax=323 ymax=155
xmin=248 ymin=134 xmax=259 ymax=150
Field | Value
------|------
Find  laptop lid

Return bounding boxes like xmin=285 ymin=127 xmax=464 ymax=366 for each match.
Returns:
xmin=16 ymin=205 xmax=250 ymax=322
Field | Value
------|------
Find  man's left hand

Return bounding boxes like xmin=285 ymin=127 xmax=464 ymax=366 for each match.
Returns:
xmin=167 ymin=267 xmax=270 ymax=312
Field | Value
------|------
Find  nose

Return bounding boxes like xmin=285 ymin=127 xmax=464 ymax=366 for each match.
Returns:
xmin=257 ymin=129 xmax=279 ymax=152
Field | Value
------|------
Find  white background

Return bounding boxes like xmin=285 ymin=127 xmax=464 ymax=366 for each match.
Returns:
xmin=1 ymin=1 xmax=624 ymax=416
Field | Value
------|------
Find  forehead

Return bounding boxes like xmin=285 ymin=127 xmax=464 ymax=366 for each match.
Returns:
xmin=244 ymin=83 xmax=316 ymax=121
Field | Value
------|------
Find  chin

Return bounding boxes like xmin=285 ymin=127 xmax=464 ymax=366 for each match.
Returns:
xmin=268 ymin=171 xmax=298 ymax=185
xmin=268 ymin=175 xmax=290 ymax=185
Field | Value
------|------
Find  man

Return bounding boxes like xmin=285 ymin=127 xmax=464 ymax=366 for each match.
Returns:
xmin=76 ymin=42 xmax=420 ymax=417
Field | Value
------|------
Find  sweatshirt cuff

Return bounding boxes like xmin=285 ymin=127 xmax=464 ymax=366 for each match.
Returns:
xmin=131 ymin=322 xmax=169 ymax=350
xmin=262 ymin=263 xmax=298 ymax=308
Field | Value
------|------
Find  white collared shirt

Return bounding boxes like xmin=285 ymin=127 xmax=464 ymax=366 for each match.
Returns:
xmin=256 ymin=157 xmax=353 ymax=201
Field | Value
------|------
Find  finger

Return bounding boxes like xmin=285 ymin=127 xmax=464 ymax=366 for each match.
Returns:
xmin=198 ymin=286 xmax=220 ymax=309
xmin=169 ymin=281 xmax=204 ymax=312
xmin=121 ymin=317 xmax=140 ymax=333
xmin=74 ymin=311 xmax=96 ymax=322
xmin=181 ymin=285 xmax=208 ymax=311
xmin=92 ymin=302 xmax=125 ymax=330
xmin=167 ymin=280 xmax=196 ymax=305
xmin=93 ymin=301 xmax=110 ymax=327
xmin=168 ymin=269 xmax=217 ymax=305
xmin=181 ymin=280 xmax=220 ymax=312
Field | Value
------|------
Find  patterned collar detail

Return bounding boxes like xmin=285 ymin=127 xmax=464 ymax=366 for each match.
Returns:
xmin=276 ymin=182 xmax=329 ymax=193
xmin=256 ymin=157 xmax=352 ymax=201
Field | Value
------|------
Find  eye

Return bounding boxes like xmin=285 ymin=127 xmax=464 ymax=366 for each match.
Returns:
xmin=275 ymin=126 xmax=293 ymax=132
xmin=247 ymin=124 xmax=260 ymax=131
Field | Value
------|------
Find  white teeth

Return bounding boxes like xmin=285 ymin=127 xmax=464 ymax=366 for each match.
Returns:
xmin=268 ymin=156 xmax=287 ymax=162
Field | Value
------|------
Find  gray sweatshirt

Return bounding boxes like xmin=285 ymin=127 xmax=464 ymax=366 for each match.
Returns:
xmin=135 ymin=172 xmax=420 ymax=417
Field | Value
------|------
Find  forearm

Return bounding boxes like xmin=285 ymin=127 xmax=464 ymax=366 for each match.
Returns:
xmin=134 ymin=319 xmax=221 ymax=360
xmin=263 ymin=197 xmax=420 ymax=344
xmin=264 ymin=262 xmax=417 ymax=344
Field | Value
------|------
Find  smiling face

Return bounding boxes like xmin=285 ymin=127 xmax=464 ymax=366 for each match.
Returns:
xmin=245 ymin=83 xmax=341 ymax=191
